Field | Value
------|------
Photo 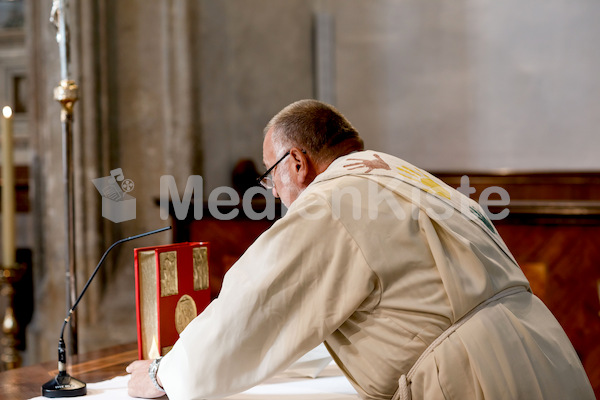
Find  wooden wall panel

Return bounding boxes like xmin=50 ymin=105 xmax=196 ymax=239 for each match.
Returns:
xmin=496 ymin=223 xmax=600 ymax=394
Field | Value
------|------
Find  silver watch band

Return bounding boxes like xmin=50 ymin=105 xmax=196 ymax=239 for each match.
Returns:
xmin=148 ymin=356 xmax=165 ymax=392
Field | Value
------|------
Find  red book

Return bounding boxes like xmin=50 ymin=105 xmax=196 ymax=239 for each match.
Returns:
xmin=134 ymin=242 xmax=211 ymax=360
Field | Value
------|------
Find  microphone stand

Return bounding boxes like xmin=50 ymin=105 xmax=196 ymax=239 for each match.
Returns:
xmin=42 ymin=226 xmax=172 ymax=398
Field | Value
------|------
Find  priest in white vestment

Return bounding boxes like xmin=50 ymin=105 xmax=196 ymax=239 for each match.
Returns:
xmin=128 ymin=99 xmax=594 ymax=399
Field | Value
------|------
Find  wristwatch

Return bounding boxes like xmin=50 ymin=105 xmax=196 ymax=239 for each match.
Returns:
xmin=148 ymin=356 xmax=165 ymax=392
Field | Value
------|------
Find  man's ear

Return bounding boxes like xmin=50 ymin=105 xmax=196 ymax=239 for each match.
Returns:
xmin=289 ymin=148 xmax=310 ymax=185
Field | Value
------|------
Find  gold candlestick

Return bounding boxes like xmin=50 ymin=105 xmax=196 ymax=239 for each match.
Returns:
xmin=1 ymin=262 xmax=24 ymax=370
xmin=1 ymin=105 xmax=22 ymax=370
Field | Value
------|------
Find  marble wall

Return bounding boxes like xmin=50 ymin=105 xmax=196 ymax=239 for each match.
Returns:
xmin=333 ymin=0 xmax=600 ymax=172
xmin=22 ymin=0 xmax=600 ymax=364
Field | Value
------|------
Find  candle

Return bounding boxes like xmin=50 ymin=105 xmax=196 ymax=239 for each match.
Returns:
xmin=2 ymin=106 xmax=15 ymax=267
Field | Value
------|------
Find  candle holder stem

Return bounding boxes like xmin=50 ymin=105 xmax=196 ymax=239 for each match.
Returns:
xmin=54 ymin=79 xmax=79 ymax=356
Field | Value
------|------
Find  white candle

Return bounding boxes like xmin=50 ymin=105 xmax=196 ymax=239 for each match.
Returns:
xmin=2 ymin=106 xmax=15 ymax=267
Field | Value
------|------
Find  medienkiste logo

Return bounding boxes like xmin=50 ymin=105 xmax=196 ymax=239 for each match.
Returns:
xmin=92 ymin=168 xmax=136 ymax=223
xmin=92 ymin=171 xmax=511 ymax=223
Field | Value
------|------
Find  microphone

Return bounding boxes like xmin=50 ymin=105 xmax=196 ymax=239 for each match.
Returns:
xmin=42 ymin=226 xmax=172 ymax=398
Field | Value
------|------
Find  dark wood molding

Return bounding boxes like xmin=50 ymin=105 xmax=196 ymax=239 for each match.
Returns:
xmin=434 ymin=171 xmax=600 ymax=202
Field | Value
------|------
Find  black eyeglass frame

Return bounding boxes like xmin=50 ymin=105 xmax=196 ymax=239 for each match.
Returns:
xmin=257 ymin=149 xmax=306 ymax=189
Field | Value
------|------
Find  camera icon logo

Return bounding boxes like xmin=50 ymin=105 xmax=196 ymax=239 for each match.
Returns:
xmin=92 ymin=168 xmax=136 ymax=223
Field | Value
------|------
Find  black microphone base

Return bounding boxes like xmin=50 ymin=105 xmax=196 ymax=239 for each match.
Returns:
xmin=42 ymin=373 xmax=87 ymax=398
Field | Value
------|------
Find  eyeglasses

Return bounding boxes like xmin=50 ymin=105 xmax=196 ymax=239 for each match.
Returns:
xmin=257 ymin=151 xmax=291 ymax=189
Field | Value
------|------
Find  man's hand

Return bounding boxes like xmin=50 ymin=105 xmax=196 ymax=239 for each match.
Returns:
xmin=126 ymin=359 xmax=166 ymax=398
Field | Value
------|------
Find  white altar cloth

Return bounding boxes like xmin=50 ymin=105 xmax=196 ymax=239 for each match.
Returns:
xmin=29 ymin=362 xmax=359 ymax=400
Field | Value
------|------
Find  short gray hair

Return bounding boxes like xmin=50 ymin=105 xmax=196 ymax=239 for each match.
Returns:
xmin=265 ymin=99 xmax=364 ymax=163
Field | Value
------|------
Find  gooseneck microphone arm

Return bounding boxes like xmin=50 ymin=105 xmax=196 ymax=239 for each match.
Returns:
xmin=43 ymin=226 xmax=172 ymax=398
xmin=59 ymin=227 xmax=173 ymax=344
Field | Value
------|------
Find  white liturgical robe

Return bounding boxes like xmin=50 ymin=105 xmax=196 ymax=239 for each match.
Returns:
xmin=158 ymin=151 xmax=594 ymax=400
